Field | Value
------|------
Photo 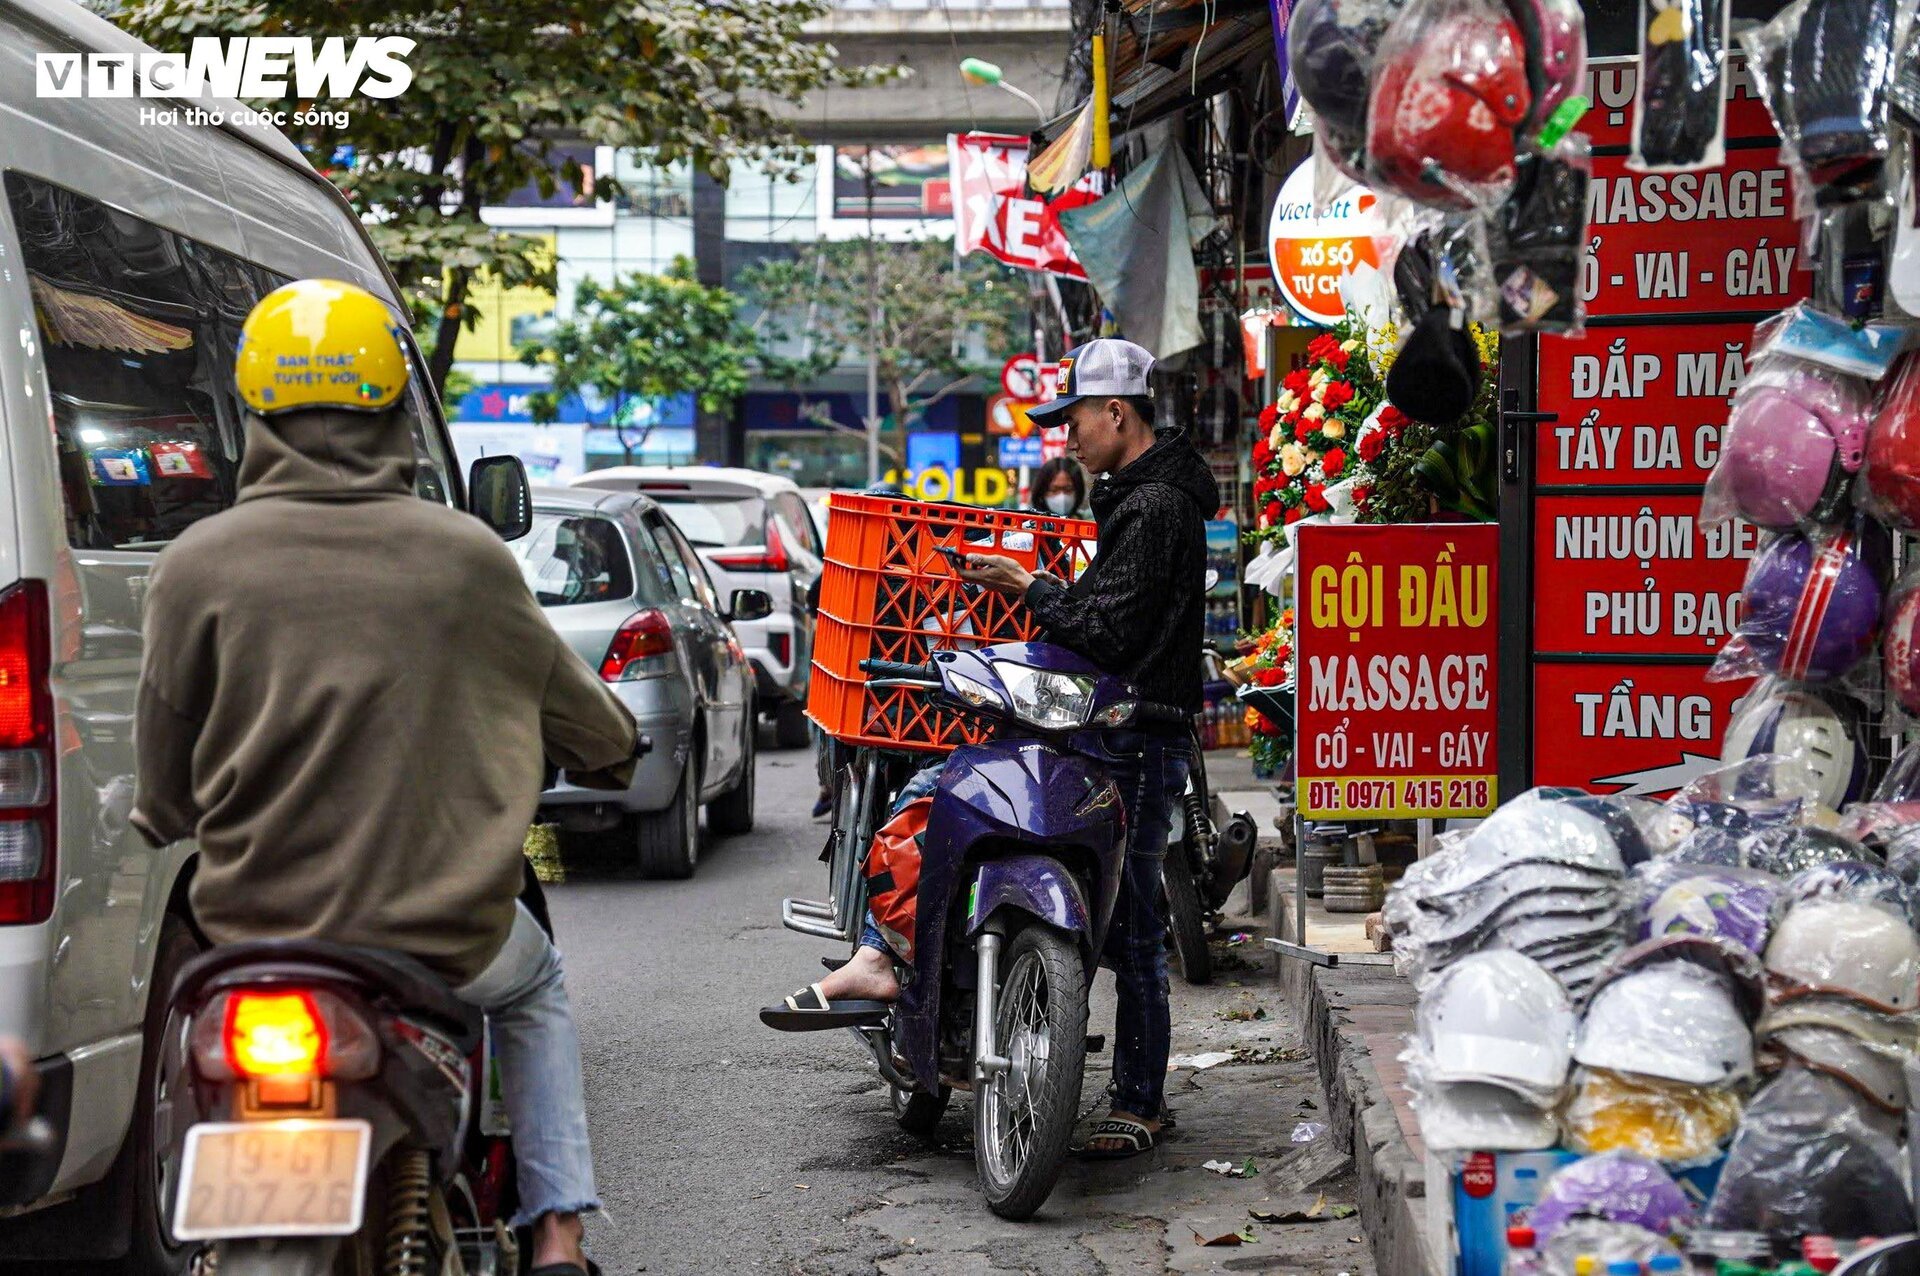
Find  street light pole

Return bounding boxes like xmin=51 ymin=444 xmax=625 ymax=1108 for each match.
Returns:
xmin=863 ymin=157 xmax=882 ymax=486
xmin=958 ymin=58 xmax=1048 ymax=125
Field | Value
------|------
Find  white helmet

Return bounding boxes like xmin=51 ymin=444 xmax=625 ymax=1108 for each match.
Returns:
xmin=1764 ymin=899 xmax=1920 ymax=1010
xmin=1762 ymin=1025 xmax=1908 ymax=1112
xmin=1722 ymin=683 xmax=1871 ymax=811
xmin=1416 ymin=951 xmax=1575 ymax=1094
xmin=1574 ymin=963 xmax=1755 ymax=1086
xmin=1449 ymin=793 xmax=1631 ymax=887
xmin=1412 ymin=1080 xmax=1559 ymax=1151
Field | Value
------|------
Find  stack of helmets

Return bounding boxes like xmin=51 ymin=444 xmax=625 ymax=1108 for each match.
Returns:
xmin=1530 ymin=1152 xmax=1697 ymax=1269
xmin=1405 ymin=950 xmax=1572 ymax=1150
xmin=1383 ymin=788 xmax=1635 ymax=995
xmin=1698 ymin=864 xmax=1920 ymax=1239
xmin=1563 ymin=937 xmax=1764 ymax=1164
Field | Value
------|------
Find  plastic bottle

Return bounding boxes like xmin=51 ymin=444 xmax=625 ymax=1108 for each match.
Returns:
xmin=1505 ymin=1226 xmax=1538 ymax=1276
xmin=1573 ymin=1256 xmax=1597 ymax=1276
xmin=1648 ymin=1258 xmax=1683 ymax=1276
xmin=1607 ymin=1261 xmax=1642 ymax=1276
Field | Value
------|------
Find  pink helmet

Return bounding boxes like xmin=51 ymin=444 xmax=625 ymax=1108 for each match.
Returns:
xmin=1717 ymin=368 xmax=1871 ymax=529
xmin=1518 ymin=0 xmax=1587 ymax=129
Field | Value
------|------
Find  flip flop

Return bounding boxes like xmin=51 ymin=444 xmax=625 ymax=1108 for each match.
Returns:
xmin=1079 ymin=1115 xmax=1158 ymax=1160
xmin=758 ymin=983 xmax=890 ymax=1032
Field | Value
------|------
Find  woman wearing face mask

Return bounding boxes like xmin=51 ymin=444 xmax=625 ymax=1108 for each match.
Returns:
xmin=1030 ymin=456 xmax=1089 ymax=518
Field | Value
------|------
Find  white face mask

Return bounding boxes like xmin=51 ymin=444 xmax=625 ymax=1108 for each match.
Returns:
xmin=1045 ymin=492 xmax=1078 ymax=516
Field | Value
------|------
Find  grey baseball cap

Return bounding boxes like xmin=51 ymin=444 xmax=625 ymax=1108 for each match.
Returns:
xmin=1028 ymin=338 xmax=1156 ymax=422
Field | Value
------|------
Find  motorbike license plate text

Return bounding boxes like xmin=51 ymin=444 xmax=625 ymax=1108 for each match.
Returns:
xmin=173 ymin=1119 xmax=371 ymax=1240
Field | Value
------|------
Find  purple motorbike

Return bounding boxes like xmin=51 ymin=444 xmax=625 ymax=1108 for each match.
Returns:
xmin=780 ymin=640 xmax=1166 ymax=1218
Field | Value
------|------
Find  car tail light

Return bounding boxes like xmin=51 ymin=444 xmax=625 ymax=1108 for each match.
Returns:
xmin=0 ymin=582 xmax=54 ymax=926
xmin=710 ymin=519 xmax=790 ymax=574
xmin=600 ymin=609 xmax=675 ymax=681
xmin=226 ymin=991 xmax=325 ymax=1078
xmin=191 ymin=987 xmax=379 ymax=1084
xmin=770 ymin=632 xmax=791 ymax=667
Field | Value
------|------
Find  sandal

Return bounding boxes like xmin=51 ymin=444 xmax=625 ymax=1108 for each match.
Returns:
xmin=758 ymin=983 xmax=890 ymax=1032
xmin=1079 ymin=1115 xmax=1158 ymax=1160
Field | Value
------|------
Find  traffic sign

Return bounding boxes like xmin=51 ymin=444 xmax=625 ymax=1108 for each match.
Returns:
xmin=1001 ymin=353 xmax=1042 ymax=400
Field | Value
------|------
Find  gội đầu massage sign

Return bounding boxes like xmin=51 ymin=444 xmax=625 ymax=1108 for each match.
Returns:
xmin=1293 ymin=524 xmax=1500 ymax=820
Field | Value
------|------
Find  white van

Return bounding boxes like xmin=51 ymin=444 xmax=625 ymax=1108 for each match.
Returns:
xmin=0 ymin=4 xmax=470 ymax=1267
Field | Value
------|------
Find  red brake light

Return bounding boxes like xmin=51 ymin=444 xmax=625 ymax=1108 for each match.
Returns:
xmin=225 ymin=991 xmax=326 ymax=1079
xmin=0 ymin=581 xmax=54 ymax=927
xmin=710 ymin=519 xmax=790 ymax=573
xmin=601 ymin=609 xmax=675 ymax=681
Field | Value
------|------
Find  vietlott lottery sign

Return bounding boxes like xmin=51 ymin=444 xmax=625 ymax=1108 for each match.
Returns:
xmin=1294 ymin=524 xmax=1500 ymax=820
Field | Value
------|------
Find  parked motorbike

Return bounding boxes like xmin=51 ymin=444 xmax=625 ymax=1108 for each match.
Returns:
xmin=153 ymin=864 xmax=560 ymax=1275
xmin=780 ymin=641 xmax=1182 ymax=1219
xmin=1161 ymin=735 xmax=1260 ymax=986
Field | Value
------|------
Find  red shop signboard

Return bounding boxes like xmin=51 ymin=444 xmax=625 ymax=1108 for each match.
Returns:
xmin=1532 ymin=663 xmax=1756 ymax=796
xmin=1531 ymin=495 xmax=1761 ymax=658
xmin=1295 ymin=524 xmax=1500 ymax=820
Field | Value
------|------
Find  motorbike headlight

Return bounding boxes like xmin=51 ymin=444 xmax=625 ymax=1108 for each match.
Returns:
xmin=947 ymin=671 xmax=1003 ymax=710
xmin=1000 ymin=664 xmax=1096 ymax=730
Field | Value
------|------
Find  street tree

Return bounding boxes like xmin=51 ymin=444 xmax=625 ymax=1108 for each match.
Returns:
xmin=517 ymin=261 xmax=754 ymax=464
xmin=739 ymin=237 xmax=1028 ymax=460
xmin=115 ymin=0 xmax=883 ymax=396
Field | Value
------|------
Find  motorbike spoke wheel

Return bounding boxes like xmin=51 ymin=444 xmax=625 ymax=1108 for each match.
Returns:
xmin=1162 ymin=841 xmax=1214 ymax=985
xmin=973 ymin=925 xmax=1087 ymax=1220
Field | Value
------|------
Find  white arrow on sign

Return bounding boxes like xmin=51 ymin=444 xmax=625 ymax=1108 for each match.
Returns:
xmin=1591 ymin=751 xmax=1723 ymax=799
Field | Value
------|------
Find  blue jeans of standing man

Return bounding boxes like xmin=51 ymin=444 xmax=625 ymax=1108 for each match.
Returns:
xmin=454 ymin=902 xmax=599 ymax=1227
xmin=1102 ymin=730 xmax=1192 ymax=1123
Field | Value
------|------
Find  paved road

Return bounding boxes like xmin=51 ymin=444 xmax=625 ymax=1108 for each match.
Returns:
xmin=550 ymin=742 xmax=1376 ymax=1276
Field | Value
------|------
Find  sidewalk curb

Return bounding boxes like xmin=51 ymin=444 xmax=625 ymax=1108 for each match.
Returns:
xmin=1270 ymin=867 xmax=1446 ymax=1276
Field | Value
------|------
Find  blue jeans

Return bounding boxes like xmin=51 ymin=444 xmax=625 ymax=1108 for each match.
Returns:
xmin=859 ymin=735 xmax=1191 ymax=1121
xmin=454 ymin=902 xmax=599 ymax=1227
xmin=1102 ymin=732 xmax=1191 ymax=1122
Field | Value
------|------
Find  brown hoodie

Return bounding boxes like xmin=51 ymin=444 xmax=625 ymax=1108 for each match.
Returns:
xmin=132 ymin=406 xmax=638 ymax=983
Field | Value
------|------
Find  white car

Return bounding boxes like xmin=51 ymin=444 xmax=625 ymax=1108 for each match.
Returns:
xmin=573 ymin=468 xmax=824 ymax=748
xmin=0 ymin=2 xmax=474 ymax=1266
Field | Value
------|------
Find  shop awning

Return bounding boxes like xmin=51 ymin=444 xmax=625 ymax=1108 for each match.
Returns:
xmin=1036 ymin=0 xmax=1275 ymax=148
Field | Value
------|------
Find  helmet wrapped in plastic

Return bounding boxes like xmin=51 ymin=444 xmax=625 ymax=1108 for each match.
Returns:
xmin=1364 ymin=0 xmax=1531 ymax=209
xmin=1864 ymin=353 xmax=1920 ymax=528
xmin=1777 ymin=861 xmax=1919 ymax=929
xmin=1727 ymin=527 xmax=1886 ymax=683
xmin=1561 ymin=1066 xmax=1743 ymax=1163
xmin=1882 ymin=565 xmax=1920 ymax=717
xmin=1632 ymin=863 xmax=1779 ymax=956
xmin=1290 ymin=0 xmax=1405 ymax=137
xmin=1531 ymin=1152 xmax=1696 ymax=1243
xmin=1415 ymin=950 xmax=1574 ymax=1093
xmin=1741 ymin=825 xmax=1874 ymax=876
xmin=1410 ymin=1078 xmax=1559 ymax=1150
xmin=1574 ymin=960 xmax=1756 ymax=1085
xmin=1710 ymin=365 xmax=1871 ymax=529
xmin=1720 ymin=682 xmax=1872 ymax=811
xmin=1764 ymin=897 xmax=1920 ymax=1009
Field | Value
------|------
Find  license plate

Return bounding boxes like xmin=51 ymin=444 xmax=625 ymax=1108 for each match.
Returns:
xmin=173 ymin=1120 xmax=371 ymax=1241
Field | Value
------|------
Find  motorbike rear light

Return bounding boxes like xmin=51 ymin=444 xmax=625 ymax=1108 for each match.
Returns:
xmin=226 ymin=992 xmax=326 ymax=1078
xmin=600 ymin=609 xmax=675 ymax=681
xmin=192 ymin=988 xmax=380 ymax=1083
xmin=709 ymin=518 xmax=789 ymax=573
xmin=0 ymin=582 xmax=55 ymax=927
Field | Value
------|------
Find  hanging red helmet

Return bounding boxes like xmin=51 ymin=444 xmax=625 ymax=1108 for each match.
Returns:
xmin=1865 ymin=356 xmax=1920 ymax=528
xmin=1366 ymin=10 xmax=1532 ymax=209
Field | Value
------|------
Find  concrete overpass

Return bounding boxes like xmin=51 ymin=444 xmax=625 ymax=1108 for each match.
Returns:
xmin=789 ymin=0 xmax=1077 ymax=143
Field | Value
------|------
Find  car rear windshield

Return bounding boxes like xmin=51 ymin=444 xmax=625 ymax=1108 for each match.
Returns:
xmin=651 ymin=494 xmax=766 ymax=548
xmin=512 ymin=512 xmax=633 ymax=605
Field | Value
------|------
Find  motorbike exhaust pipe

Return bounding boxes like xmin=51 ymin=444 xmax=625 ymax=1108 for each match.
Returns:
xmin=974 ymin=931 xmax=1009 ymax=1083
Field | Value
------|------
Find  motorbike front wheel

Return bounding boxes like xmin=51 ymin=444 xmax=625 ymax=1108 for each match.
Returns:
xmin=1162 ymin=845 xmax=1214 ymax=985
xmin=974 ymin=924 xmax=1088 ymax=1220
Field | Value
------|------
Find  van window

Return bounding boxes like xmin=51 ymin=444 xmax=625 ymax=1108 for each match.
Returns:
xmin=4 ymin=172 xmax=455 ymax=549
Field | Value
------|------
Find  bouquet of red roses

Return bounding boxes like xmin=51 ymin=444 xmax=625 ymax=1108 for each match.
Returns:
xmin=1248 ymin=322 xmax=1386 ymax=540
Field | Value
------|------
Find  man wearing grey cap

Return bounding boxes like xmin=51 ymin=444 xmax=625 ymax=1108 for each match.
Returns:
xmin=958 ymin=337 xmax=1221 ymax=1158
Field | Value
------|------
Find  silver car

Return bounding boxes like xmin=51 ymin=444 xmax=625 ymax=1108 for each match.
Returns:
xmin=513 ymin=487 xmax=764 ymax=878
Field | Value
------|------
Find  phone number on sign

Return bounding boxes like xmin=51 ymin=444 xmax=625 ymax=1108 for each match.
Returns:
xmin=1301 ymin=776 xmax=1495 ymax=818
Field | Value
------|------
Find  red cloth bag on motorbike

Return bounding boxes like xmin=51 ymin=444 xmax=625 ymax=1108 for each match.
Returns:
xmin=865 ymin=797 xmax=931 ymax=963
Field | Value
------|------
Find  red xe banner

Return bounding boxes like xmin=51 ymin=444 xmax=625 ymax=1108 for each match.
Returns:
xmin=947 ymin=132 xmax=1099 ymax=280
xmin=1294 ymin=524 xmax=1500 ymax=820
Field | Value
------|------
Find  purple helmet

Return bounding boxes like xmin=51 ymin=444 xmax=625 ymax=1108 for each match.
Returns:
xmin=1737 ymin=529 xmax=1886 ymax=682
xmin=1532 ymin=1152 xmax=1697 ymax=1243
xmin=1289 ymin=0 xmax=1403 ymax=137
xmin=1717 ymin=369 xmax=1871 ymax=528
xmin=1638 ymin=868 xmax=1779 ymax=956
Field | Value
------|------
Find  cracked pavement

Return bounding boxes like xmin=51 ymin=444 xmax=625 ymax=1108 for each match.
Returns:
xmin=551 ymin=740 xmax=1374 ymax=1276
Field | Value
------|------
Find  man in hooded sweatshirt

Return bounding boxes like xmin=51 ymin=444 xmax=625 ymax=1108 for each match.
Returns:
xmin=798 ymin=338 xmax=1219 ymax=1160
xmin=130 ymin=280 xmax=638 ymax=1276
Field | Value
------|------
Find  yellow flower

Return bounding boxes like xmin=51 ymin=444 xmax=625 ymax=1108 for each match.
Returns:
xmin=1303 ymin=403 xmax=1326 ymax=422
xmin=1340 ymin=339 xmax=1360 ymax=352
xmin=1322 ymin=418 xmax=1346 ymax=439
xmin=1278 ymin=391 xmax=1299 ymax=413
xmin=1244 ymin=707 xmax=1261 ymax=728
xmin=1280 ymin=443 xmax=1308 ymax=477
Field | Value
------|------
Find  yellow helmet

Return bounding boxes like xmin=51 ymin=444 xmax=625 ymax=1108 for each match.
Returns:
xmin=235 ymin=279 xmax=409 ymax=416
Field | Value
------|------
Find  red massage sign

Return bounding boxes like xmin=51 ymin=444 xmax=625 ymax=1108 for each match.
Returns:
xmin=1528 ymin=56 xmax=1806 ymax=799
xmin=1295 ymin=524 xmax=1500 ymax=820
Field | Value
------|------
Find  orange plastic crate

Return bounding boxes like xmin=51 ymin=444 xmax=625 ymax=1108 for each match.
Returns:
xmin=808 ymin=494 xmax=1096 ymax=752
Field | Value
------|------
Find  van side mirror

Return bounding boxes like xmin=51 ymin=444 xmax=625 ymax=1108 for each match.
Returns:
xmin=468 ymin=456 xmax=532 ymax=541
xmin=727 ymin=589 xmax=774 ymax=623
